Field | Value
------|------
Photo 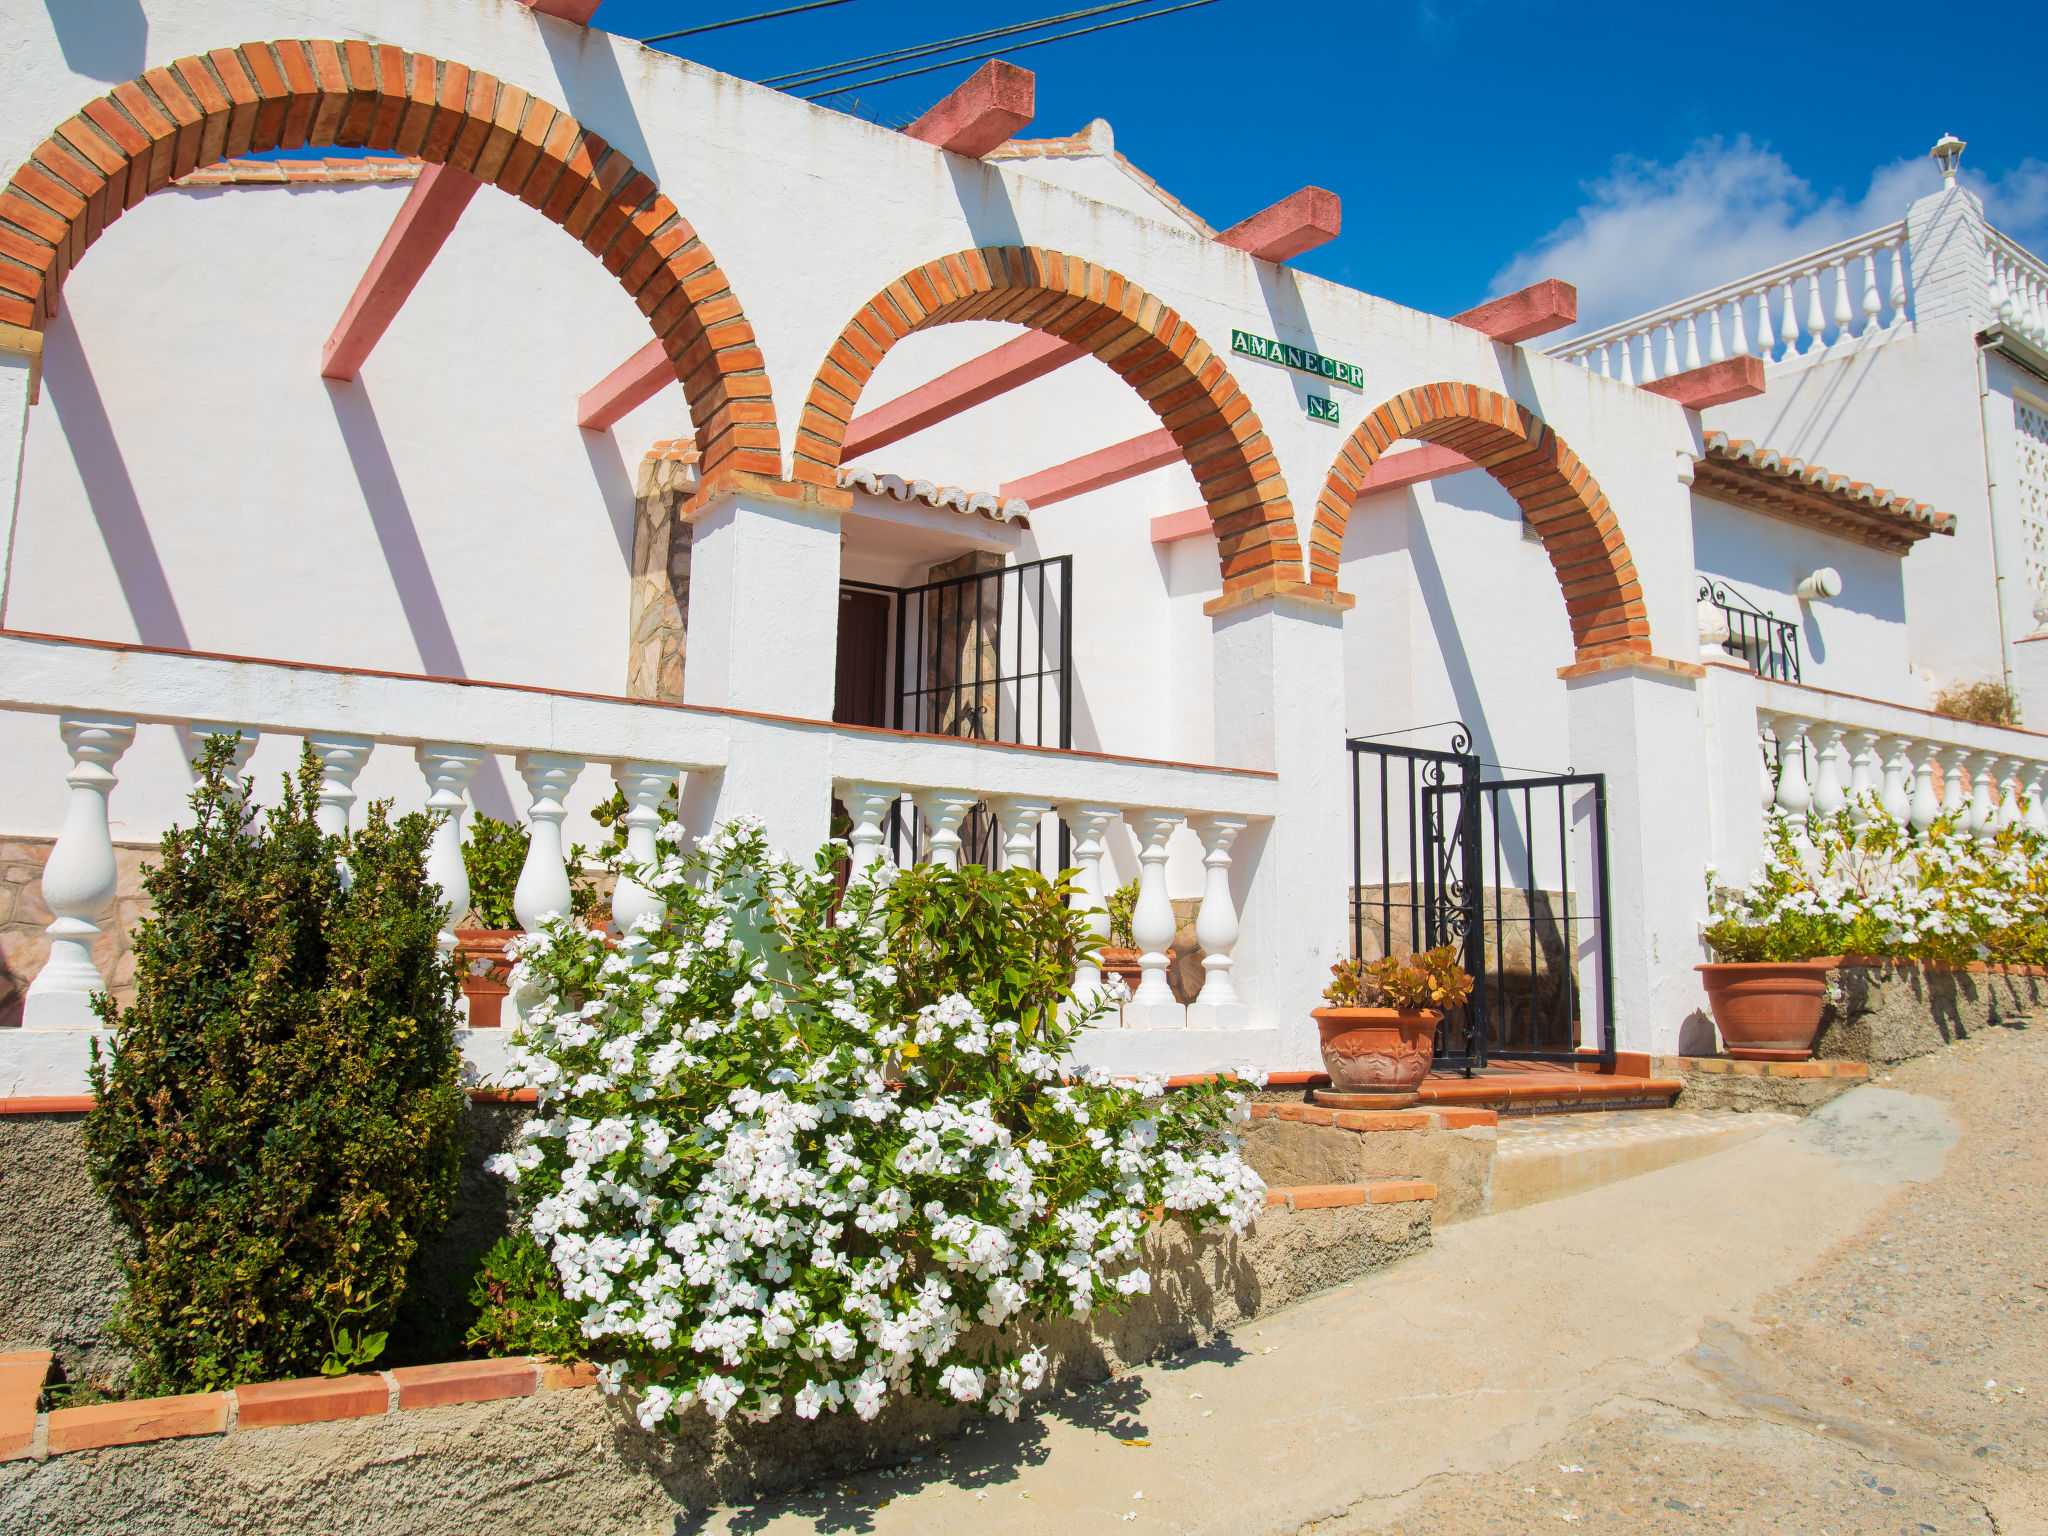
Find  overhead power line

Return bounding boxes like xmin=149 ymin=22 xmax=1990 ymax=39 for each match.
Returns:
xmin=642 ymin=0 xmax=858 ymax=46
xmin=798 ymin=0 xmax=1223 ymax=99
xmin=762 ymin=0 xmax=1160 ymax=90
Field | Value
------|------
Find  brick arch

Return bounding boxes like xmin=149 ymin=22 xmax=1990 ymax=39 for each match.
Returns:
xmin=1313 ymin=383 xmax=1650 ymax=661
xmin=0 ymin=40 xmax=776 ymax=476
xmin=795 ymin=249 xmax=1304 ymax=596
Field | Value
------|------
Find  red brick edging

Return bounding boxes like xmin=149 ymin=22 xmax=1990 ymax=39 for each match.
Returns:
xmin=0 ymin=1086 xmax=537 ymax=1116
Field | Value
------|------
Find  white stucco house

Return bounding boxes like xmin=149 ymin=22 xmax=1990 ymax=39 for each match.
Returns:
xmin=2 ymin=0 xmax=2045 ymax=1092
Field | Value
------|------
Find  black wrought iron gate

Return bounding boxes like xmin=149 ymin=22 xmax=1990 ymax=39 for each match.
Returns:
xmin=1349 ymin=728 xmax=1615 ymax=1069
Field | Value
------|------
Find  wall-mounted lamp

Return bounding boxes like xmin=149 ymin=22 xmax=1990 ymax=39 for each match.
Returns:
xmin=1930 ymin=134 xmax=1966 ymax=187
xmin=1796 ymin=567 xmax=1843 ymax=602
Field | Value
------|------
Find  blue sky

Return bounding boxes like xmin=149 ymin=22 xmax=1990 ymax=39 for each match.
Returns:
xmin=587 ymin=0 xmax=2046 ymax=330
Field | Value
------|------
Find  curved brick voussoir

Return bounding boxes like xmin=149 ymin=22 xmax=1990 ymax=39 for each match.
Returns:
xmin=797 ymin=248 xmax=1305 ymax=595
xmin=1313 ymin=383 xmax=1653 ymax=662
xmin=0 ymin=40 xmax=777 ymax=479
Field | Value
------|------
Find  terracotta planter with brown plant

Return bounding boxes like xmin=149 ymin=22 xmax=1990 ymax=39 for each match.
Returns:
xmin=1312 ymin=947 xmax=1474 ymax=1109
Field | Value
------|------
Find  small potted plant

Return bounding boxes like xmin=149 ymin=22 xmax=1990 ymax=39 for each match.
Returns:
xmin=1312 ymin=947 xmax=1473 ymax=1108
xmin=1699 ymin=828 xmax=1863 ymax=1061
xmin=455 ymin=816 xmax=528 ymax=1028
xmin=1099 ymin=879 xmax=1143 ymax=994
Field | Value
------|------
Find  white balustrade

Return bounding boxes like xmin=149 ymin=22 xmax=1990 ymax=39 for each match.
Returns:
xmin=1187 ymin=815 xmax=1248 ymax=1030
xmin=22 ymin=714 xmax=136 ymax=1028
xmin=1968 ymin=752 xmax=1998 ymax=843
xmin=994 ymin=795 xmax=1055 ymax=871
xmin=1989 ymin=229 xmax=2048 ymax=350
xmin=1996 ymin=758 xmax=2025 ymax=834
xmin=1809 ymin=724 xmax=1848 ymax=818
xmin=914 ymin=789 xmax=978 ymax=871
xmin=417 ymin=742 xmax=482 ymax=956
xmin=611 ymin=761 xmax=678 ymax=944
xmin=1845 ymin=730 xmax=1881 ymax=822
xmin=2028 ymin=766 xmax=2048 ymax=835
xmin=1940 ymin=746 xmax=1971 ymax=827
xmin=1122 ymin=809 xmax=1185 ymax=1028
xmin=839 ymin=781 xmax=899 ymax=876
xmin=1910 ymin=745 xmax=1941 ymax=834
xmin=1769 ymin=715 xmax=1812 ymax=829
xmin=1060 ymin=802 xmax=1120 ymax=998
xmin=307 ymin=732 xmax=373 ymax=837
xmin=1550 ymin=223 xmax=1911 ymax=381
xmin=1879 ymin=735 xmax=1912 ymax=825
xmin=513 ymin=753 xmax=582 ymax=932
xmin=188 ymin=721 xmax=259 ymax=789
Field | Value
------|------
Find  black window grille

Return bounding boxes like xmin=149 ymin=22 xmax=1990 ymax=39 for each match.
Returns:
xmin=1699 ymin=576 xmax=1801 ymax=682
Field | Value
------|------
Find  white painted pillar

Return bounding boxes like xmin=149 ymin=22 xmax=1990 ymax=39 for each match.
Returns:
xmin=416 ymin=743 xmax=482 ymax=955
xmin=1122 ymin=808 xmax=1184 ymax=1028
xmin=1060 ymin=801 xmax=1119 ymax=996
xmin=0 ymin=324 xmax=41 ymax=630
xmin=1697 ymin=659 xmax=1766 ymax=886
xmin=993 ymin=795 xmax=1055 ymax=871
xmin=914 ymin=789 xmax=977 ymax=871
xmin=514 ymin=753 xmax=583 ymax=931
xmin=838 ymin=781 xmax=900 ymax=876
xmin=23 ymin=714 xmax=136 ymax=1027
xmin=1188 ymin=814 xmax=1249 ymax=1029
xmin=611 ymin=761 xmax=676 ymax=943
xmin=680 ymin=478 xmax=848 ymax=858
xmin=1563 ymin=661 xmax=1712 ymax=1056
xmin=307 ymin=733 xmax=373 ymax=837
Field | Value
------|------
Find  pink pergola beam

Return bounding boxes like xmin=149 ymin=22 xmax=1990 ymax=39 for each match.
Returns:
xmin=1215 ymin=187 xmax=1342 ymax=263
xmin=1452 ymin=279 xmax=1579 ymax=343
xmin=578 ymin=339 xmax=672 ymax=432
xmin=903 ymin=61 xmax=1035 ymax=157
xmin=526 ymin=0 xmax=601 ymax=17
xmin=842 ymin=331 xmax=1082 ymax=459
xmin=1001 ymin=428 xmax=1180 ymax=510
xmin=1149 ymin=444 xmax=1479 ymax=546
xmin=319 ymin=163 xmax=482 ymax=381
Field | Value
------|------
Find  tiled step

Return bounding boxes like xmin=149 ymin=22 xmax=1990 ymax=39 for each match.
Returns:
xmin=1417 ymin=1070 xmax=1683 ymax=1114
xmin=1489 ymin=1107 xmax=1796 ymax=1212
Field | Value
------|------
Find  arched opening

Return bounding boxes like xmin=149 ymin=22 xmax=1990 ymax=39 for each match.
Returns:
xmin=1312 ymin=383 xmax=1650 ymax=663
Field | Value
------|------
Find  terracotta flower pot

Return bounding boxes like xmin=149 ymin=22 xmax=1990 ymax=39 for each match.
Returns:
xmin=1312 ymin=1006 xmax=1442 ymax=1109
xmin=1099 ymin=947 xmax=1144 ymax=994
xmin=1697 ymin=960 xmax=1832 ymax=1060
xmin=455 ymin=927 xmax=519 ymax=1028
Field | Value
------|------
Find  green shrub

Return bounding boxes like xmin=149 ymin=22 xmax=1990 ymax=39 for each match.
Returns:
xmin=463 ymin=1233 xmax=586 ymax=1360
xmin=84 ymin=738 xmax=468 ymax=1395
xmin=462 ymin=815 xmax=528 ymax=930
xmin=1105 ymin=878 xmax=1137 ymax=947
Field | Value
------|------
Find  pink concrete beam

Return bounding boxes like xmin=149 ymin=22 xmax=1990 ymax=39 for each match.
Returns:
xmin=1214 ymin=187 xmax=1341 ymax=264
xmin=319 ymin=163 xmax=482 ymax=381
xmin=523 ymin=0 xmax=602 ymax=20
xmin=578 ymin=339 xmax=673 ymax=432
xmin=1150 ymin=505 xmax=1212 ymax=544
xmin=1002 ymin=428 xmax=1180 ymax=510
xmin=1452 ymin=279 xmax=1579 ymax=343
xmin=903 ymin=61 xmax=1035 ymax=158
xmin=1642 ymin=355 xmax=1766 ymax=410
xmin=843 ymin=330 xmax=1082 ymax=459
xmin=1150 ymin=444 xmax=1479 ymax=546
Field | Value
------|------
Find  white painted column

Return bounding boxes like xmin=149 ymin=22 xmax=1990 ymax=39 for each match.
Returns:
xmin=1564 ymin=661 xmax=1712 ymax=1056
xmin=514 ymin=753 xmax=583 ymax=931
xmin=416 ymin=743 xmax=482 ymax=955
xmin=1187 ymin=814 xmax=1249 ymax=1030
xmin=680 ymin=478 xmax=848 ymax=858
xmin=23 ymin=715 xmax=137 ymax=1028
xmin=1122 ymin=808 xmax=1185 ymax=1028
xmin=0 ymin=324 xmax=41 ymax=630
xmin=993 ymin=795 xmax=1055 ymax=871
xmin=838 ymin=781 xmax=900 ymax=877
xmin=1060 ymin=802 xmax=1119 ymax=997
xmin=307 ymin=733 xmax=373 ymax=836
xmin=1697 ymin=659 xmax=1767 ymax=886
xmin=914 ymin=789 xmax=977 ymax=871
xmin=611 ymin=761 xmax=676 ymax=943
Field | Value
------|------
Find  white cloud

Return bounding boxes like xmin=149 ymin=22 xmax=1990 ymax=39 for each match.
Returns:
xmin=1491 ymin=136 xmax=2048 ymax=334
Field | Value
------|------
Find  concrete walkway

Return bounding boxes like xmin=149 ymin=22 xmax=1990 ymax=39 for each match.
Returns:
xmin=705 ymin=1035 xmax=2045 ymax=1536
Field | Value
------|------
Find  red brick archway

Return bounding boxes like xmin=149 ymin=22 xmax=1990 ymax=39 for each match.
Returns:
xmin=795 ymin=248 xmax=1305 ymax=597
xmin=0 ymin=40 xmax=776 ymax=476
xmin=1313 ymin=384 xmax=1650 ymax=661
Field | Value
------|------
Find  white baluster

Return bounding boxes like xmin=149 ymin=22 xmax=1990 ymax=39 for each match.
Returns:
xmin=416 ymin=743 xmax=482 ymax=956
xmin=1595 ymin=344 xmax=1611 ymax=379
xmin=1909 ymin=743 xmax=1941 ymax=835
xmin=1810 ymin=723 xmax=1848 ymax=819
xmin=1755 ymin=284 xmax=1777 ymax=359
xmin=839 ymin=781 xmax=900 ymax=877
xmin=2024 ymin=765 xmax=2048 ymax=835
xmin=1728 ymin=293 xmax=1749 ymax=359
xmin=1760 ymin=720 xmax=1780 ymax=810
xmin=1782 ymin=280 xmax=1803 ymax=355
xmin=1968 ymin=751 xmax=1998 ymax=843
xmin=1938 ymin=746 xmax=1971 ymax=831
xmin=994 ymin=795 xmax=1055 ymax=871
xmin=1187 ymin=815 xmax=1250 ymax=1030
xmin=1661 ymin=321 xmax=1681 ymax=379
xmin=1995 ymin=758 xmax=2025 ymax=833
xmin=1804 ymin=270 xmax=1827 ymax=349
xmin=1832 ymin=259 xmax=1855 ymax=336
xmin=22 ymin=715 xmax=137 ymax=1028
xmin=188 ymin=721 xmax=259 ymax=791
xmin=611 ymin=761 xmax=676 ymax=944
xmin=1860 ymin=251 xmax=1883 ymax=334
xmin=513 ymin=753 xmax=583 ymax=931
xmin=1991 ymin=255 xmax=2014 ymax=324
xmin=1683 ymin=313 xmax=1703 ymax=372
xmin=1632 ymin=329 xmax=1652 ymax=384
xmin=1060 ymin=802 xmax=1120 ymax=999
xmin=1123 ymin=809 xmax=1185 ymax=1027
xmin=914 ymin=789 xmax=978 ymax=871
xmin=1707 ymin=305 xmax=1727 ymax=364
xmin=1880 ymin=736 xmax=1913 ymax=826
xmin=1846 ymin=730 xmax=1882 ymax=824
xmin=1771 ymin=715 xmax=1812 ymax=831
xmin=306 ymin=732 xmax=372 ymax=838
xmin=1888 ymin=240 xmax=1908 ymax=323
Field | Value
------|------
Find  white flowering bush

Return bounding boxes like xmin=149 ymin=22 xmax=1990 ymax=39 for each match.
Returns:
xmin=483 ymin=818 xmax=1264 ymax=1432
xmin=1706 ymin=800 xmax=2048 ymax=965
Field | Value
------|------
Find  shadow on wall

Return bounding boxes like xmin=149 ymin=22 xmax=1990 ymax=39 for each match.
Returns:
xmin=44 ymin=0 xmax=147 ymax=82
xmin=40 ymin=313 xmax=190 ymax=648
